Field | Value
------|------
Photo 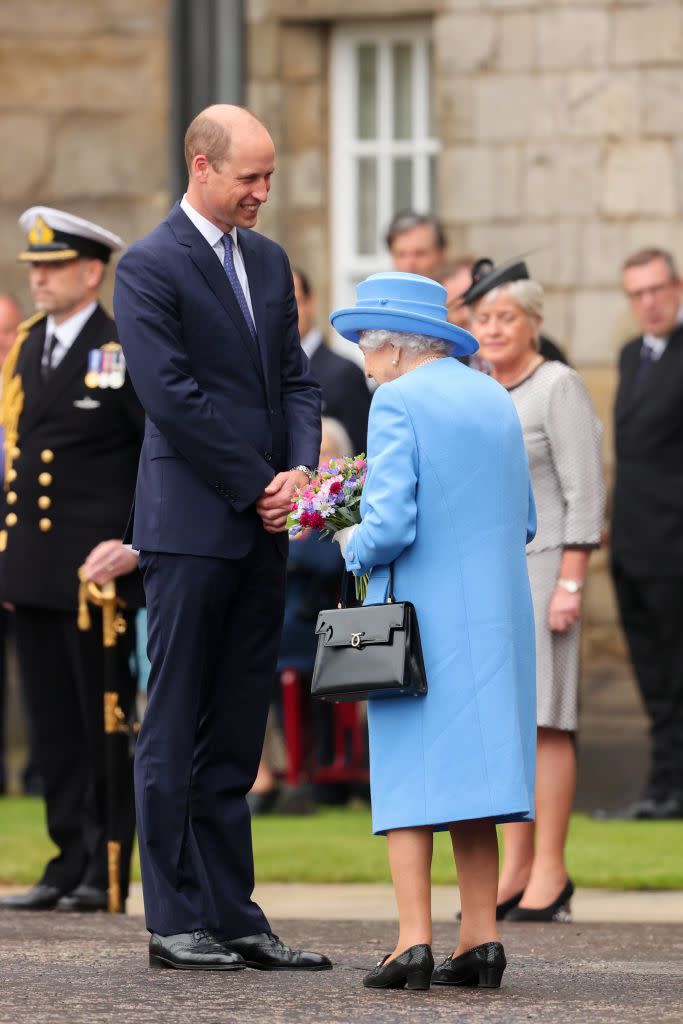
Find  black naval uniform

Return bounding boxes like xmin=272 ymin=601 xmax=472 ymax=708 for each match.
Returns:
xmin=0 ymin=304 xmax=144 ymax=902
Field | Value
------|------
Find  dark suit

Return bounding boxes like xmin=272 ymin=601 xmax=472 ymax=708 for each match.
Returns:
xmin=611 ymin=326 xmax=683 ymax=801
xmin=0 ymin=305 xmax=144 ymax=897
xmin=307 ymin=335 xmax=370 ymax=454
xmin=114 ymin=202 xmax=321 ymax=938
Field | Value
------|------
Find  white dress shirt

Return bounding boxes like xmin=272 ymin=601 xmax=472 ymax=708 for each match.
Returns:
xmin=642 ymin=308 xmax=683 ymax=361
xmin=180 ymin=195 xmax=254 ymax=321
xmin=300 ymin=327 xmax=324 ymax=361
xmin=43 ymin=301 xmax=98 ymax=372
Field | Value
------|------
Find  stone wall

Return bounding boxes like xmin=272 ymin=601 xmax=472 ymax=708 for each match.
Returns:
xmin=248 ymin=0 xmax=683 ymax=368
xmin=0 ymin=0 xmax=170 ymax=314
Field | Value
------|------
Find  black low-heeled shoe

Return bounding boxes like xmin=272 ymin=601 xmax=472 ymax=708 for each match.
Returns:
xmin=456 ymin=889 xmax=524 ymax=923
xmin=505 ymin=878 xmax=574 ymax=923
xmin=363 ymin=944 xmax=434 ymax=990
xmin=432 ymin=941 xmax=506 ymax=989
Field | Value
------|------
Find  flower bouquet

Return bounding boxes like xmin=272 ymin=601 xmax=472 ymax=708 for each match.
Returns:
xmin=287 ymin=455 xmax=369 ymax=600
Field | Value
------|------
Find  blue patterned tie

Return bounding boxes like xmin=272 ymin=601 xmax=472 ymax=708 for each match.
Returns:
xmin=222 ymin=233 xmax=256 ymax=338
xmin=634 ymin=343 xmax=656 ymax=392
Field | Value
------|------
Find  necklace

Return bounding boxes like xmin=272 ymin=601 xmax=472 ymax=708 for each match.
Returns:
xmin=415 ymin=354 xmax=445 ymax=369
xmin=497 ymin=352 xmax=543 ymax=390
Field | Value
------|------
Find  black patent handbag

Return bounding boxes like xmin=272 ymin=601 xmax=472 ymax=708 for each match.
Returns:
xmin=310 ymin=566 xmax=428 ymax=703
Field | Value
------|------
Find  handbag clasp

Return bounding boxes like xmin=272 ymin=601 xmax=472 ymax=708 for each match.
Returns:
xmin=350 ymin=631 xmax=365 ymax=649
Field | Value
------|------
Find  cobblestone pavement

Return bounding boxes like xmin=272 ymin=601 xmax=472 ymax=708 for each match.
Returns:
xmin=1 ymin=912 xmax=682 ymax=1023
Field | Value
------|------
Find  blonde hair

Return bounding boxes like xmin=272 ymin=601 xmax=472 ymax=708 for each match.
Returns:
xmin=320 ymin=416 xmax=354 ymax=460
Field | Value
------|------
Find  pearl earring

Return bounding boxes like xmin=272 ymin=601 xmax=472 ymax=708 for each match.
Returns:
xmin=391 ymin=358 xmax=399 ymax=366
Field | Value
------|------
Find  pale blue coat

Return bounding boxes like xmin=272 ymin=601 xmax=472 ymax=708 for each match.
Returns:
xmin=345 ymin=358 xmax=537 ymax=834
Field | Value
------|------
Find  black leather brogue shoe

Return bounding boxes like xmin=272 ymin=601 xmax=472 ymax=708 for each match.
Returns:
xmin=0 ymin=884 xmax=62 ymax=911
xmin=222 ymin=932 xmax=332 ymax=971
xmin=149 ymin=930 xmax=247 ymax=970
xmin=56 ymin=886 xmax=108 ymax=912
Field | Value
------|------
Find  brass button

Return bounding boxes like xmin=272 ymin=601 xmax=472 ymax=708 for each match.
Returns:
xmin=6 ymin=492 xmax=17 ymax=505
xmin=39 ymin=518 xmax=52 ymax=532
xmin=38 ymin=472 xmax=52 ymax=487
xmin=5 ymin=513 xmax=17 ymax=527
xmin=40 ymin=449 xmax=55 ymax=464
xmin=38 ymin=496 xmax=52 ymax=510
xmin=6 ymin=469 xmax=16 ymax=483
xmin=11 ymin=447 xmax=20 ymax=459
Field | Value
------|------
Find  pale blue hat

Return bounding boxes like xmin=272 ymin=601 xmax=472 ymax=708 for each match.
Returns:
xmin=329 ymin=271 xmax=479 ymax=358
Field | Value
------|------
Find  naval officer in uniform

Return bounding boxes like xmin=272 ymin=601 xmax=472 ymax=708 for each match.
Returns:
xmin=0 ymin=207 xmax=144 ymax=912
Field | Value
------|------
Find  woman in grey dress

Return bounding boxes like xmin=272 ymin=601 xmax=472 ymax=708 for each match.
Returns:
xmin=465 ymin=260 xmax=604 ymax=922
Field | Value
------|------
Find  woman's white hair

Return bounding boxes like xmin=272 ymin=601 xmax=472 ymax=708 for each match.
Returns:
xmin=359 ymin=328 xmax=453 ymax=356
xmin=477 ymin=279 xmax=544 ymax=348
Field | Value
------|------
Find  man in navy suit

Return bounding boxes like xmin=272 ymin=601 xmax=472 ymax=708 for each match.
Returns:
xmin=604 ymin=248 xmax=683 ymax=821
xmin=114 ymin=105 xmax=328 ymax=971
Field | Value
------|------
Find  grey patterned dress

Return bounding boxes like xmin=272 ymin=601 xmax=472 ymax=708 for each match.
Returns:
xmin=508 ymin=360 xmax=604 ymax=730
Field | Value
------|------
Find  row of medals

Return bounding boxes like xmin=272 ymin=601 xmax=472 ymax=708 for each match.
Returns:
xmin=85 ymin=345 xmax=126 ymax=390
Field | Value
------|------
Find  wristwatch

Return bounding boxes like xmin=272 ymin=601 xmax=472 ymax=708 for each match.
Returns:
xmin=557 ymin=578 xmax=583 ymax=594
xmin=291 ymin=465 xmax=315 ymax=481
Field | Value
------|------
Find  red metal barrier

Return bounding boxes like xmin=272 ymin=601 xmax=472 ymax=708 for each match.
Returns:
xmin=279 ymin=668 xmax=368 ymax=786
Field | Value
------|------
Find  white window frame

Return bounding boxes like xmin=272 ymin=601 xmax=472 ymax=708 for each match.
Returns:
xmin=330 ymin=22 xmax=438 ymax=316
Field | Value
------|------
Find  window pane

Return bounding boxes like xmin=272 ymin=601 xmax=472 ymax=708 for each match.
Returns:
xmin=357 ymin=158 xmax=377 ymax=256
xmin=357 ymin=44 xmax=377 ymax=140
xmin=392 ymin=43 xmax=413 ymax=140
xmin=393 ymin=158 xmax=413 ymax=214
xmin=427 ymin=41 xmax=435 ymax=137
xmin=429 ymin=155 xmax=437 ymax=212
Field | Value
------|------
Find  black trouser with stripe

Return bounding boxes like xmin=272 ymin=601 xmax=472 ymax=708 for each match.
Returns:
xmin=14 ymin=606 xmax=137 ymax=897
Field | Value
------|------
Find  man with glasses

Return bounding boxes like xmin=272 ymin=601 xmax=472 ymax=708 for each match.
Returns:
xmin=606 ymin=247 xmax=683 ymax=819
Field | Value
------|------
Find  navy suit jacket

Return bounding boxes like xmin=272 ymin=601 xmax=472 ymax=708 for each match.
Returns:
xmin=113 ymin=203 xmax=321 ymax=559
xmin=612 ymin=325 xmax=683 ymax=575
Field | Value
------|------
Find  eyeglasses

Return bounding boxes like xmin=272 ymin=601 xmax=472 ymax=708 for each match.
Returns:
xmin=624 ymin=280 xmax=678 ymax=302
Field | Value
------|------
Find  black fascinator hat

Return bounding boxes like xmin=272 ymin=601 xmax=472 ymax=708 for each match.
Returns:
xmin=460 ymin=257 xmax=530 ymax=306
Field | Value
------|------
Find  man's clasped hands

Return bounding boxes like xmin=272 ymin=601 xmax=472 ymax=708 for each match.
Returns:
xmin=256 ymin=469 xmax=310 ymax=535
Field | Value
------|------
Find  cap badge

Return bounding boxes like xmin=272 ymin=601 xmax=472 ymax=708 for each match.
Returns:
xmin=85 ymin=342 xmax=126 ymax=390
xmin=28 ymin=216 xmax=55 ymax=246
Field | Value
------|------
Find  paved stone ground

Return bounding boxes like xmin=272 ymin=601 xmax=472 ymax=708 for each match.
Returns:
xmin=1 ymin=913 xmax=682 ymax=1024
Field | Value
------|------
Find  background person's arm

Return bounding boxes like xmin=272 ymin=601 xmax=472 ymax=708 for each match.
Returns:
xmin=544 ymin=370 xmax=605 ymax=632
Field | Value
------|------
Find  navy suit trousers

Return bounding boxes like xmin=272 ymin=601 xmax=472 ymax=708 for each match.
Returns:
xmin=137 ymin=533 xmax=286 ymax=938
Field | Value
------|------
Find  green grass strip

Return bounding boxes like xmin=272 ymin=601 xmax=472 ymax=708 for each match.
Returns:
xmin=1 ymin=798 xmax=681 ymax=890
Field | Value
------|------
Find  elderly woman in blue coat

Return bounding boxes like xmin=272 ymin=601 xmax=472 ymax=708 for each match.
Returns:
xmin=330 ymin=273 xmax=537 ymax=992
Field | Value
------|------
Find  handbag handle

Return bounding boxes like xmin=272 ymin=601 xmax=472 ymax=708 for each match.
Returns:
xmin=338 ymin=564 xmax=395 ymax=608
